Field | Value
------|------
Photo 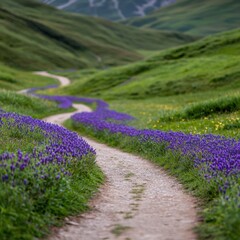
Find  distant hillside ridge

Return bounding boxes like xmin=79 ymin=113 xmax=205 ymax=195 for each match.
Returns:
xmin=41 ymin=0 xmax=176 ymax=21
xmin=0 ymin=0 xmax=194 ymax=70
xmin=59 ymin=28 xmax=240 ymax=99
xmin=125 ymin=0 xmax=240 ymax=36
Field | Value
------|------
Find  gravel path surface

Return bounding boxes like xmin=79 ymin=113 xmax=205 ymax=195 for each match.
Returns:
xmin=40 ymin=73 xmax=198 ymax=239
xmin=35 ymin=71 xmax=70 ymax=87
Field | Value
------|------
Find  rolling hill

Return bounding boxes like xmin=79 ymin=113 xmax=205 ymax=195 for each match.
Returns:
xmin=0 ymin=0 xmax=195 ymax=70
xmin=59 ymin=28 xmax=240 ymax=98
xmin=0 ymin=64 xmax=58 ymax=91
xmin=41 ymin=0 xmax=176 ymax=21
xmin=125 ymin=0 xmax=240 ymax=36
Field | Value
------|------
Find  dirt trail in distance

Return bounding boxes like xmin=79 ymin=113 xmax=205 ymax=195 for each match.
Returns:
xmin=41 ymin=74 xmax=198 ymax=240
xmin=35 ymin=71 xmax=70 ymax=87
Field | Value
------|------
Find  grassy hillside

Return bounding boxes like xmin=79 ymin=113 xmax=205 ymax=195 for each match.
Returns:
xmin=40 ymin=0 xmax=175 ymax=21
xmin=125 ymin=0 xmax=240 ymax=36
xmin=58 ymin=29 xmax=240 ymax=239
xmin=51 ymin=23 xmax=240 ymax=138
xmin=59 ymin=28 xmax=240 ymax=99
xmin=0 ymin=90 xmax=67 ymax=118
xmin=0 ymin=64 xmax=59 ymax=91
xmin=0 ymin=62 xmax=73 ymax=118
xmin=0 ymin=0 xmax=195 ymax=70
xmin=53 ymin=28 xmax=240 ymax=240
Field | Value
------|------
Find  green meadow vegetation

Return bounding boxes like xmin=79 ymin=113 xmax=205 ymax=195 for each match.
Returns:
xmin=0 ymin=62 xmax=66 ymax=120
xmin=0 ymin=85 xmax=104 ymax=239
xmin=0 ymin=19 xmax=105 ymax=238
xmin=0 ymin=63 xmax=68 ymax=118
xmin=0 ymin=90 xmax=71 ymax=119
xmin=57 ymin=28 xmax=240 ymax=139
xmin=125 ymin=0 xmax=240 ymax=36
xmin=59 ymin=28 xmax=240 ymax=99
xmin=0 ymin=67 xmax=103 ymax=239
xmin=0 ymin=0 xmax=239 ymax=239
xmin=0 ymin=115 xmax=103 ymax=240
xmin=56 ymin=28 xmax=240 ymax=239
xmin=0 ymin=65 xmax=58 ymax=91
xmin=0 ymin=0 xmax=195 ymax=70
xmin=67 ymin=118 xmax=240 ymax=240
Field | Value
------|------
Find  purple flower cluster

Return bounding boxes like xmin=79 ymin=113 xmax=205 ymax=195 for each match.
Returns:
xmin=31 ymin=87 xmax=239 ymax=193
xmin=32 ymin=87 xmax=134 ymax=120
xmin=70 ymin=104 xmax=240 ymax=192
xmin=0 ymin=111 xmax=95 ymax=185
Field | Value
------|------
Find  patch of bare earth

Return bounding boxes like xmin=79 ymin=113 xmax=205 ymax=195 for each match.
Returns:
xmin=44 ymin=103 xmax=198 ymax=240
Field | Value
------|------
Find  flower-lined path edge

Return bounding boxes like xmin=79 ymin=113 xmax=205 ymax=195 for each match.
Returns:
xmin=41 ymin=73 xmax=198 ymax=240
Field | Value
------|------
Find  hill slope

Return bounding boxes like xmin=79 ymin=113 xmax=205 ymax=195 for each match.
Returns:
xmin=59 ymin=28 xmax=240 ymax=98
xmin=0 ymin=64 xmax=58 ymax=91
xmin=41 ymin=0 xmax=176 ymax=21
xmin=125 ymin=0 xmax=240 ymax=36
xmin=0 ymin=0 xmax=195 ymax=70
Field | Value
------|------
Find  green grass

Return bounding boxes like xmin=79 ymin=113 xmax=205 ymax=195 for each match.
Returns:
xmin=57 ymin=28 xmax=240 ymax=101
xmin=0 ymin=93 xmax=104 ymax=239
xmin=125 ymin=0 xmax=240 ymax=36
xmin=50 ymin=28 xmax=240 ymax=139
xmin=0 ymin=92 xmax=104 ymax=240
xmin=0 ymin=0 xmax=195 ymax=70
xmin=0 ymin=64 xmax=59 ymax=91
xmin=0 ymin=90 xmax=74 ymax=119
xmin=0 ymin=63 xmax=70 ymax=118
xmin=108 ymin=92 xmax=240 ymax=139
xmin=168 ymin=95 xmax=240 ymax=120
xmin=0 ymin=150 xmax=103 ymax=240
xmin=0 ymin=2 xmax=239 ymax=238
xmin=0 ymin=62 xmax=75 ymax=119
xmin=53 ymin=27 xmax=240 ymax=239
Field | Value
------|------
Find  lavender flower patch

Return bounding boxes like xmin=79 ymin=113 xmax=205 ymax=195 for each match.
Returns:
xmin=66 ymin=100 xmax=239 ymax=200
xmin=31 ymin=87 xmax=239 ymax=197
xmin=72 ymin=110 xmax=240 ymax=186
xmin=0 ymin=111 xmax=95 ymax=187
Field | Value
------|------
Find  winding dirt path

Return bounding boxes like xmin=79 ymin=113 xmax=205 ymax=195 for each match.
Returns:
xmin=35 ymin=71 xmax=70 ymax=87
xmin=41 ymin=74 xmax=198 ymax=239
xmin=44 ymin=105 xmax=197 ymax=240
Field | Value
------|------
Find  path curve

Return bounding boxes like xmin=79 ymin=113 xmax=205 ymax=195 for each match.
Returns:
xmin=44 ymin=105 xmax=198 ymax=240
xmin=41 ymin=74 xmax=198 ymax=239
xmin=35 ymin=71 xmax=70 ymax=87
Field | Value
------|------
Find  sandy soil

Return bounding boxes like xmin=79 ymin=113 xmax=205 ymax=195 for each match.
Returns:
xmin=44 ymin=103 xmax=198 ymax=240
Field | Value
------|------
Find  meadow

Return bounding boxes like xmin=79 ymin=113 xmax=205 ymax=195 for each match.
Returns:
xmin=0 ymin=64 xmax=71 ymax=118
xmin=0 ymin=65 xmax=59 ymax=91
xmin=0 ymin=70 xmax=103 ymax=239
xmin=0 ymin=0 xmax=194 ymax=70
xmin=30 ymin=78 xmax=240 ymax=239
xmin=125 ymin=0 xmax=240 ymax=36
xmin=43 ymin=28 xmax=240 ymax=240
xmin=0 ymin=1 xmax=239 ymax=239
xmin=58 ymin=28 xmax=240 ymax=98
xmin=65 ymin=96 xmax=239 ymax=239
xmin=55 ymin=28 xmax=240 ymax=141
xmin=109 ymin=93 xmax=240 ymax=139
xmin=35 ymin=93 xmax=239 ymax=240
xmin=0 ymin=110 xmax=103 ymax=240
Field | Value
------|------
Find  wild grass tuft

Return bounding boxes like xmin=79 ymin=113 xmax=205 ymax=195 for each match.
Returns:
xmin=164 ymin=95 xmax=240 ymax=121
xmin=0 ymin=90 xmax=72 ymax=119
